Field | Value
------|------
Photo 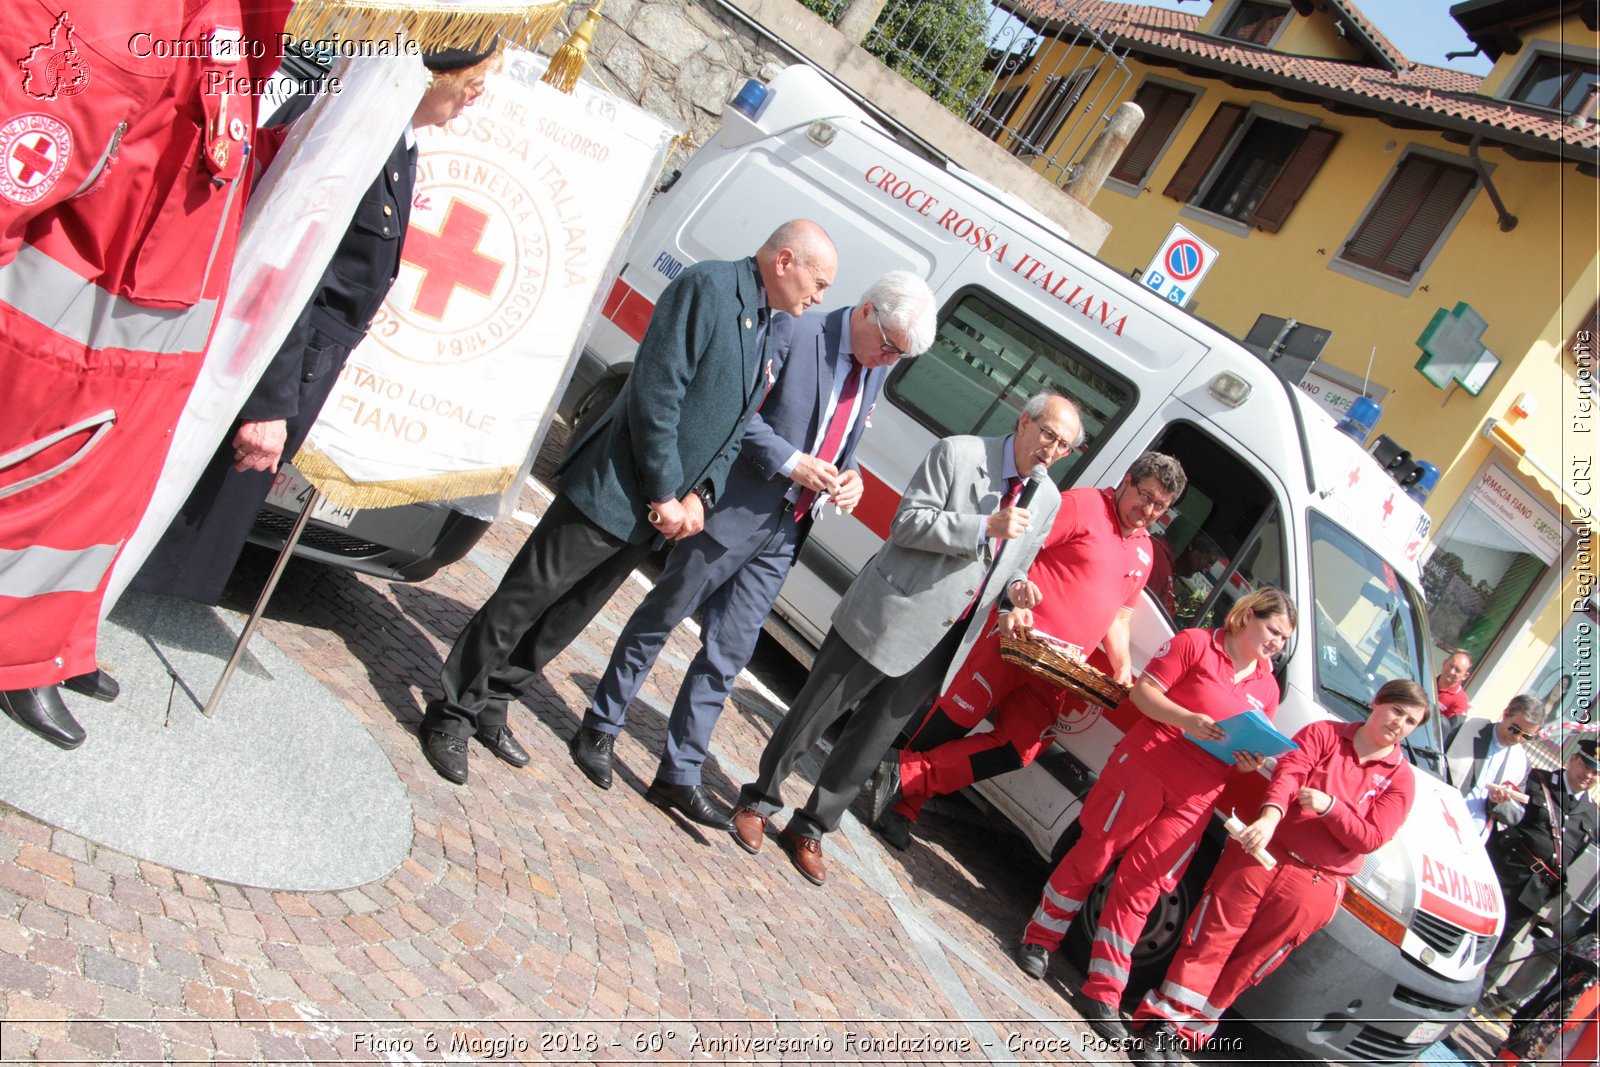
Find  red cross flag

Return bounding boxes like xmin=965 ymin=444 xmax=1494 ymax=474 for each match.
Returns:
xmin=289 ymin=49 xmax=675 ymax=515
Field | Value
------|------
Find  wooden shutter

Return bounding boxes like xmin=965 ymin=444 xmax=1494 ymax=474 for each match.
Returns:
xmin=1342 ymin=155 xmax=1476 ymax=280
xmin=1110 ymin=83 xmax=1195 ymax=186
xmin=1163 ymin=103 xmax=1245 ymax=203
xmin=1247 ymin=125 xmax=1339 ymax=232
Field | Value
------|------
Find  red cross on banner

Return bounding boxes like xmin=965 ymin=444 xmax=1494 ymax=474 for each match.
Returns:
xmin=401 ymin=198 xmax=505 ymax=319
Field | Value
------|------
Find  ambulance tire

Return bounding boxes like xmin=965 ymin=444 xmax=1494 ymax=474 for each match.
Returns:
xmin=571 ymin=376 xmax=625 ymax=449
xmin=1060 ymin=833 xmax=1222 ymax=1003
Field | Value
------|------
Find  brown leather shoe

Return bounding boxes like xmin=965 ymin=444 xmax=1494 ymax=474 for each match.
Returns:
xmin=731 ymin=806 xmax=767 ymax=854
xmin=780 ymin=827 xmax=826 ymax=885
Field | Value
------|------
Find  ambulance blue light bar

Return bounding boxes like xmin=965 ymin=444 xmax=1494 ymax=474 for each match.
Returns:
xmin=730 ymin=79 xmax=770 ymax=119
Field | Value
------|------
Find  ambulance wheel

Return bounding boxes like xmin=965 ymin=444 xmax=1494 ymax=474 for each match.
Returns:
xmin=1063 ymin=837 xmax=1221 ymax=1002
xmin=571 ymin=377 xmax=624 ymax=445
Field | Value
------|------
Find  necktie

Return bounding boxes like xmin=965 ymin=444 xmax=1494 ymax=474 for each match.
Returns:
xmin=794 ymin=362 xmax=863 ymax=521
xmin=962 ymin=476 xmax=1026 ymax=621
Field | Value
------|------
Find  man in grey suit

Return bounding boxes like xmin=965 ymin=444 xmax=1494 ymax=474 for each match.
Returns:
xmin=571 ymin=271 xmax=939 ymax=831
xmin=420 ymin=220 xmax=838 ymax=785
xmin=1444 ymin=694 xmax=1543 ymax=840
xmin=733 ymin=394 xmax=1081 ymax=884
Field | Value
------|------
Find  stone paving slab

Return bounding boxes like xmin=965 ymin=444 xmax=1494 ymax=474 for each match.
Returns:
xmin=0 ymin=593 xmax=411 ymax=894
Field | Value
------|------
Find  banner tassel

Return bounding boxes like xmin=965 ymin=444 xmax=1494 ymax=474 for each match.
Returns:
xmin=541 ymin=0 xmax=604 ymax=93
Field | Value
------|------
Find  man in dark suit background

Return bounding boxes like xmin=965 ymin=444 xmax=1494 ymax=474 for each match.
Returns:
xmin=1482 ymin=738 xmax=1598 ymax=999
xmin=131 ymin=45 xmax=501 ymax=608
xmin=420 ymin=220 xmax=839 ymax=785
xmin=733 ymin=393 xmax=1079 ymax=884
xmin=570 ymin=270 xmax=939 ymax=832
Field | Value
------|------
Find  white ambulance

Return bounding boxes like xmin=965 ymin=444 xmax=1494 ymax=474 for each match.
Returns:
xmin=561 ymin=64 xmax=1502 ymax=1062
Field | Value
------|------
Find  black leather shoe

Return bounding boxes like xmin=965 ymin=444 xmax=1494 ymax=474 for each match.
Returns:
xmin=1 ymin=687 xmax=86 ymax=750
xmin=1016 ymin=941 xmax=1049 ymax=980
xmin=422 ymin=730 xmax=469 ymax=784
xmin=568 ymin=727 xmax=614 ymax=789
xmin=63 ymin=669 xmax=120 ymax=703
xmin=475 ymin=725 xmax=529 ymax=767
xmin=1078 ymin=996 xmax=1129 ymax=1042
xmin=873 ymin=808 xmax=913 ymax=851
xmin=646 ymin=781 xmax=733 ymax=831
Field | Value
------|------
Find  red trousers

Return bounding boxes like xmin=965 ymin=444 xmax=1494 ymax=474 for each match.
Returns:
xmin=1022 ymin=745 xmax=1224 ymax=1006
xmin=894 ymin=624 xmax=1067 ymax=819
xmin=1133 ymin=842 xmax=1343 ymax=1046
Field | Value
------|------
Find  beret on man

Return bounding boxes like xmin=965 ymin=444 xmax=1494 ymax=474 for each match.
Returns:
xmin=423 ymin=38 xmax=499 ymax=73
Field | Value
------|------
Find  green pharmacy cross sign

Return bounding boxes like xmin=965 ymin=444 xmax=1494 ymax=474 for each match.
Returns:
xmin=1415 ymin=301 xmax=1500 ymax=395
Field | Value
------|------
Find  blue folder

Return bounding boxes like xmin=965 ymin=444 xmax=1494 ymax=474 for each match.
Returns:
xmin=1186 ymin=709 xmax=1298 ymax=764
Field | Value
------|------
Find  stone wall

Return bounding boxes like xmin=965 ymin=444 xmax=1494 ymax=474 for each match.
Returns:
xmin=560 ymin=0 xmax=790 ymax=157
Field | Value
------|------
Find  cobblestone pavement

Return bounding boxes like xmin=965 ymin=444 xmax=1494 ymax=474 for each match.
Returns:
xmin=0 ymin=459 xmax=1504 ymax=1065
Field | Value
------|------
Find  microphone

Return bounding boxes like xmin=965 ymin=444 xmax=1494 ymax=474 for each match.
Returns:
xmin=1016 ymin=464 xmax=1049 ymax=510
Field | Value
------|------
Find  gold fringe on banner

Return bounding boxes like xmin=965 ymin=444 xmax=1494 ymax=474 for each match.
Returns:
xmin=286 ymin=1 xmax=571 ymax=54
xmin=541 ymin=0 xmax=604 ymax=93
xmin=291 ymin=444 xmax=521 ymax=511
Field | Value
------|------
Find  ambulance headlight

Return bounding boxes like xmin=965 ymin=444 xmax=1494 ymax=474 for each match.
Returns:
xmin=1346 ymin=837 xmax=1417 ymax=939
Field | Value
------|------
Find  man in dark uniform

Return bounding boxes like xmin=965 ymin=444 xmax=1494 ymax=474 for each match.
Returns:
xmin=420 ymin=220 xmax=839 ymax=786
xmin=131 ymin=45 xmax=500 ymax=607
xmin=1483 ymin=738 xmax=1599 ymax=998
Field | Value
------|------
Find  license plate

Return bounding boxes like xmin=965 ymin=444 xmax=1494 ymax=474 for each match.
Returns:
xmin=1405 ymin=1021 xmax=1446 ymax=1044
xmin=265 ymin=467 xmax=358 ymax=528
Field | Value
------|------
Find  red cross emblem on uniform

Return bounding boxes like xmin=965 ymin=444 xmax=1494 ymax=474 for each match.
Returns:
xmin=401 ymin=199 xmax=505 ymax=320
xmin=0 ymin=113 xmax=71 ymax=205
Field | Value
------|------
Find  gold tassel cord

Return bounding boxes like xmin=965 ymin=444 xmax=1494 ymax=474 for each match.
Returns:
xmin=541 ymin=0 xmax=605 ymax=93
xmin=286 ymin=1 xmax=571 ymax=55
xmin=291 ymin=444 xmax=522 ymax=510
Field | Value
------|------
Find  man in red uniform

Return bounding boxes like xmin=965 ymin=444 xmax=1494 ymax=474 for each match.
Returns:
xmin=1436 ymin=650 xmax=1473 ymax=721
xmin=1127 ymin=679 xmax=1427 ymax=1063
xmin=873 ymin=452 xmax=1186 ymax=850
xmin=0 ymin=1 xmax=291 ymax=747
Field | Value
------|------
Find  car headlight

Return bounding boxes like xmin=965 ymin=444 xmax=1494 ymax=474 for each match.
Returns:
xmin=1344 ymin=837 xmax=1417 ymax=944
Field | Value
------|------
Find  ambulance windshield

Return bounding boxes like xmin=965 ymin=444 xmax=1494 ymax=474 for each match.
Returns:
xmin=1308 ymin=514 xmax=1442 ymax=765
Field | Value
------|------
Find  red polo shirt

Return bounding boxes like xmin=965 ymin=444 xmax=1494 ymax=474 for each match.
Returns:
xmin=1030 ymin=487 xmax=1151 ymax=651
xmin=1436 ymin=682 xmax=1470 ymax=720
xmin=1118 ymin=627 xmax=1282 ymax=780
xmin=1262 ymin=720 xmax=1415 ymax=876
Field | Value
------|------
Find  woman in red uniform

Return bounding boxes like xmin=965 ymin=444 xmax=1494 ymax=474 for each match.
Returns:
xmin=1127 ymin=679 xmax=1426 ymax=1063
xmin=1014 ymin=587 xmax=1297 ymax=1040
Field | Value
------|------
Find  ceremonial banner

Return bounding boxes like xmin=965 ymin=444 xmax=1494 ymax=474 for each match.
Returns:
xmin=106 ymin=55 xmax=429 ymax=610
xmin=292 ymin=49 xmax=676 ymax=516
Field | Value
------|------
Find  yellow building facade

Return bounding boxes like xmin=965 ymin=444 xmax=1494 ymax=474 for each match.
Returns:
xmin=992 ymin=0 xmax=1596 ymax=732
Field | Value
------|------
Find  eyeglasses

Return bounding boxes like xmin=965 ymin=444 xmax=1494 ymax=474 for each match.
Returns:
xmin=1127 ymin=482 xmax=1175 ymax=510
xmin=1028 ymin=420 xmax=1076 ymax=451
xmin=1504 ymin=723 xmax=1532 ymax=739
xmin=872 ymin=310 xmax=908 ymax=357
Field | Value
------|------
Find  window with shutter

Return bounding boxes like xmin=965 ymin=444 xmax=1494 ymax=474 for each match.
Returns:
xmin=1109 ymin=82 xmax=1197 ymax=186
xmin=1247 ymin=126 xmax=1339 ymax=233
xmin=1013 ymin=72 xmax=1092 ymax=158
xmin=1163 ymin=103 xmax=1245 ymax=203
xmin=975 ymin=83 xmax=1027 ymax=142
xmin=1220 ymin=1 xmax=1289 ymax=46
xmin=1339 ymin=155 xmax=1476 ymax=281
xmin=1510 ymin=54 xmax=1600 ymax=114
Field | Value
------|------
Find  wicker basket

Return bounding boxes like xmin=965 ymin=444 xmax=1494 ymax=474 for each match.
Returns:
xmin=999 ymin=631 xmax=1130 ymax=709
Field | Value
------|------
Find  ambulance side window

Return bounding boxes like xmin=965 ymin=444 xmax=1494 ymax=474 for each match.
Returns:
xmin=886 ymin=291 xmax=1134 ymax=482
xmin=1144 ymin=422 xmax=1287 ymax=632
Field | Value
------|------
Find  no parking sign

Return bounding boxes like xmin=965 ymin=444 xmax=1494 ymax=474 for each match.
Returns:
xmin=1141 ymin=224 xmax=1217 ymax=308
